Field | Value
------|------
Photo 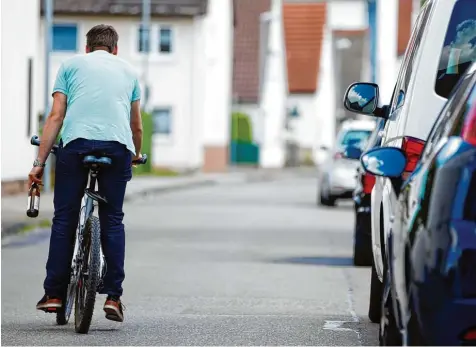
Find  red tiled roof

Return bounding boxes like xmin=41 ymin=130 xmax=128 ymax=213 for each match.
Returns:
xmin=283 ymin=2 xmax=326 ymax=94
xmin=232 ymin=0 xmax=271 ymax=103
xmin=398 ymin=0 xmax=413 ymax=56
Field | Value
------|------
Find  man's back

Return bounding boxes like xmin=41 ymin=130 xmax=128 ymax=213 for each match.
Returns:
xmin=54 ymin=50 xmax=140 ymax=154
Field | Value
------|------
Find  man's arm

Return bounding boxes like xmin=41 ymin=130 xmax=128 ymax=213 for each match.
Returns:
xmin=130 ymin=100 xmax=143 ymax=158
xmin=37 ymin=92 xmax=67 ymax=163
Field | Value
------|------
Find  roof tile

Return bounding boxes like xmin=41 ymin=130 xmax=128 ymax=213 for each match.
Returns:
xmin=397 ymin=0 xmax=413 ymax=56
xmin=232 ymin=0 xmax=271 ymax=103
xmin=283 ymin=2 xmax=326 ymax=94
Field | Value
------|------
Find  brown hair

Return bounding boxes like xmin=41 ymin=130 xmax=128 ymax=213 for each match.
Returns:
xmin=86 ymin=24 xmax=119 ymax=53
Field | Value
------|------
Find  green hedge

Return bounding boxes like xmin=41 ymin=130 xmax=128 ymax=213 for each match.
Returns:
xmin=231 ymin=112 xmax=253 ymax=143
xmin=132 ymin=111 xmax=152 ymax=174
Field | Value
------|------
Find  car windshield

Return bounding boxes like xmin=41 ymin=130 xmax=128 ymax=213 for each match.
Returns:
xmin=339 ymin=130 xmax=372 ymax=149
xmin=435 ymin=0 xmax=476 ymax=98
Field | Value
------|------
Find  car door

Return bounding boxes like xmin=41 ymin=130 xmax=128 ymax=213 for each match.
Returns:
xmin=391 ymin=71 xmax=476 ymax=328
xmin=377 ymin=2 xmax=436 ymax=269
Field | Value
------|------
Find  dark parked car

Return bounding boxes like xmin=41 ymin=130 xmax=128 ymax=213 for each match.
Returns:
xmin=352 ymin=118 xmax=386 ymax=266
xmin=361 ymin=63 xmax=476 ymax=346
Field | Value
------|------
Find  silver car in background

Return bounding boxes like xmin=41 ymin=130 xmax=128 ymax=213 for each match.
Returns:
xmin=317 ymin=119 xmax=376 ymax=207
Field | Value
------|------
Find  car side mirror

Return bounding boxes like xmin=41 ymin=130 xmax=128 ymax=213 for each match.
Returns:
xmin=344 ymin=82 xmax=382 ymax=117
xmin=360 ymin=147 xmax=407 ymax=178
xmin=344 ymin=146 xmax=363 ymax=160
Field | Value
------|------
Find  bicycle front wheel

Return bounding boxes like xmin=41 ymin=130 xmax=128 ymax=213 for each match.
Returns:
xmin=74 ymin=216 xmax=101 ymax=334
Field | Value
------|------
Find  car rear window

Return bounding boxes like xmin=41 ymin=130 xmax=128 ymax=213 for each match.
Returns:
xmin=435 ymin=0 xmax=476 ymax=98
xmin=340 ymin=130 xmax=372 ymax=149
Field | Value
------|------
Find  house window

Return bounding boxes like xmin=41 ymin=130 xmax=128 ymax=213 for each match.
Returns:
xmin=159 ymin=27 xmax=172 ymax=53
xmin=152 ymin=108 xmax=172 ymax=134
xmin=138 ymin=25 xmax=150 ymax=53
xmin=52 ymin=24 xmax=78 ymax=52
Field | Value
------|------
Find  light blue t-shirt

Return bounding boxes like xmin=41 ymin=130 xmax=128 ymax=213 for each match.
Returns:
xmin=53 ymin=50 xmax=141 ymax=154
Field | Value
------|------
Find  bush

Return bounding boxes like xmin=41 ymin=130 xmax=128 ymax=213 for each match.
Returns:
xmin=132 ymin=111 xmax=152 ymax=174
xmin=231 ymin=112 xmax=253 ymax=143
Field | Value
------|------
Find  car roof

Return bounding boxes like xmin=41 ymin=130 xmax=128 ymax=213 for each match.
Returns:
xmin=339 ymin=119 xmax=376 ymax=132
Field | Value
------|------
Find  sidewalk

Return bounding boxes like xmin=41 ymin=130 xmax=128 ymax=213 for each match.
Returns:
xmin=1 ymin=168 xmax=285 ymax=236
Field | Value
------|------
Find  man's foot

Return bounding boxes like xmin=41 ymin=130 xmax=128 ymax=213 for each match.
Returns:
xmin=104 ymin=295 xmax=124 ymax=322
xmin=36 ymin=295 xmax=62 ymax=312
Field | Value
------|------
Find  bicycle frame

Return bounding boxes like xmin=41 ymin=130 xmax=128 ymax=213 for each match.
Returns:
xmin=74 ymin=165 xmax=107 ymax=286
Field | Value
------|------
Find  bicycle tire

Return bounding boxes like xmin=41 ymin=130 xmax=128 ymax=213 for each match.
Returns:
xmin=74 ymin=216 xmax=101 ymax=334
xmin=57 ymin=230 xmax=78 ymax=325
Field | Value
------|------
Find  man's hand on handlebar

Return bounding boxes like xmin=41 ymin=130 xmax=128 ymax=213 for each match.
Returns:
xmin=132 ymin=153 xmax=143 ymax=167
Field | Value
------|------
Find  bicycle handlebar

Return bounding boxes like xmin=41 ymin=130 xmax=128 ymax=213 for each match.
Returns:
xmin=132 ymin=154 xmax=148 ymax=165
xmin=30 ymin=135 xmax=148 ymax=165
xmin=31 ymin=135 xmax=58 ymax=153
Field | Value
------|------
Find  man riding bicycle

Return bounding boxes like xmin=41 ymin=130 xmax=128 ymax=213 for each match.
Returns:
xmin=29 ymin=24 xmax=143 ymax=323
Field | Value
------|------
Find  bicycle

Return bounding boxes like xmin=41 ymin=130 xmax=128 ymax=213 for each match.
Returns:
xmin=30 ymin=135 xmax=147 ymax=334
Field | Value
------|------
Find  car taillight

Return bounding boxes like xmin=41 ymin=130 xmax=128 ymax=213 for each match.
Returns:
xmin=461 ymin=327 xmax=476 ymax=342
xmin=362 ymin=173 xmax=376 ymax=194
xmin=462 ymin=101 xmax=476 ymax=146
xmin=401 ymin=136 xmax=425 ymax=179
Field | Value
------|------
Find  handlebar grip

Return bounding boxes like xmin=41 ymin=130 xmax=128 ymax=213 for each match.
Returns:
xmin=133 ymin=154 xmax=148 ymax=165
xmin=31 ymin=135 xmax=40 ymax=146
xmin=30 ymin=135 xmax=58 ymax=153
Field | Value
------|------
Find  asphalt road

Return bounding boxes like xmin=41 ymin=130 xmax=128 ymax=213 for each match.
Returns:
xmin=1 ymin=174 xmax=378 ymax=346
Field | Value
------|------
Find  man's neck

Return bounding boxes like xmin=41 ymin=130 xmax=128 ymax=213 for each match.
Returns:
xmin=90 ymin=47 xmax=109 ymax=53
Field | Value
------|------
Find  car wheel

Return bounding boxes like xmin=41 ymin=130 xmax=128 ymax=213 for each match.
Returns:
xmin=320 ymin=194 xmax=336 ymax=207
xmin=353 ymin=214 xmax=372 ymax=266
xmin=318 ymin=177 xmax=336 ymax=207
xmin=379 ymin=262 xmax=402 ymax=345
xmin=369 ymin=258 xmax=383 ymax=323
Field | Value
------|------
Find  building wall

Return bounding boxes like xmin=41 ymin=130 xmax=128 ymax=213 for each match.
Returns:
xmin=314 ymin=26 xmax=336 ymax=168
xmin=328 ymin=0 xmax=367 ymax=29
xmin=314 ymin=0 xmax=367 ymax=167
xmin=37 ymin=16 xmax=202 ymax=170
xmin=287 ymin=94 xmax=317 ymax=150
xmin=376 ymin=0 xmax=399 ymax=104
xmin=1 ymin=0 xmax=40 ymax=188
xmin=198 ymin=0 xmax=234 ymax=172
xmin=259 ymin=0 xmax=287 ymax=168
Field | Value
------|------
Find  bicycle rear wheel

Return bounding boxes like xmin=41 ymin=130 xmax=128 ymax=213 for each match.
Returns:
xmin=57 ymin=224 xmax=79 ymax=325
xmin=56 ymin=274 xmax=76 ymax=325
xmin=74 ymin=216 xmax=101 ymax=334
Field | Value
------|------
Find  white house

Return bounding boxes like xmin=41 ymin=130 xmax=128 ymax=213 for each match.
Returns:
xmin=231 ymin=0 xmax=288 ymax=169
xmin=313 ymin=0 xmax=413 ymax=166
xmin=282 ymin=1 xmax=328 ymax=165
xmin=1 ymin=0 xmax=40 ymax=195
xmin=313 ymin=0 xmax=369 ymax=166
xmin=259 ymin=0 xmax=288 ymax=168
xmin=231 ymin=0 xmax=271 ymax=167
xmin=37 ymin=0 xmax=234 ymax=173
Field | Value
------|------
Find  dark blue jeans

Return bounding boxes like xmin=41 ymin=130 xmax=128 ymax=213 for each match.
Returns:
xmin=44 ymin=138 xmax=132 ymax=297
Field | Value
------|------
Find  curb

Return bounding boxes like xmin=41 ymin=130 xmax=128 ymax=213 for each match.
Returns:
xmin=123 ymin=179 xmax=217 ymax=201
xmin=2 ymin=227 xmax=52 ymax=248
xmin=1 ymin=172 xmax=278 ymax=241
xmin=1 ymin=219 xmax=52 ymax=237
